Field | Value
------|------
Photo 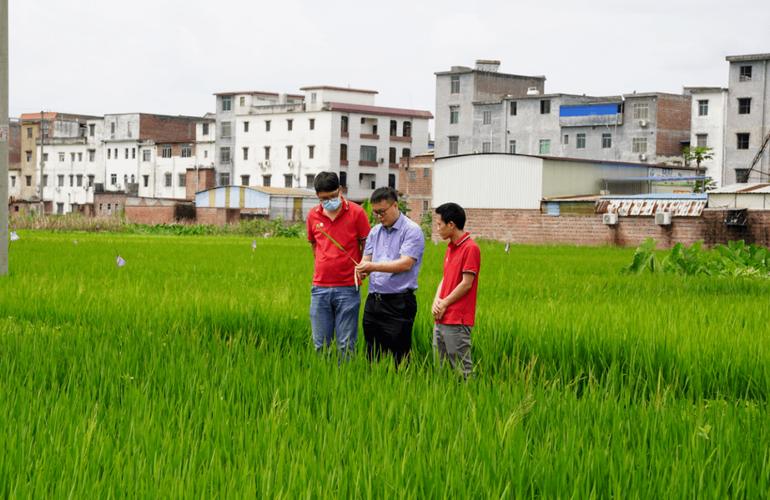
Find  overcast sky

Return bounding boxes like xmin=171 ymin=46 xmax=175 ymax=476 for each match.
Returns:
xmin=9 ymin=0 xmax=770 ymax=120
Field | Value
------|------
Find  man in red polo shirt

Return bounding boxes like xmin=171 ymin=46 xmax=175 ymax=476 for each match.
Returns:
xmin=307 ymin=172 xmax=371 ymax=357
xmin=431 ymin=202 xmax=481 ymax=378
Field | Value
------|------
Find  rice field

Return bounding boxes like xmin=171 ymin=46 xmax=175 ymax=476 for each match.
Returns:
xmin=1 ymin=231 xmax=769 ymax=497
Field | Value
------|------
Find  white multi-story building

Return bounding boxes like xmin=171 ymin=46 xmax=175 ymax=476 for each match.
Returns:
xmin=685 ymin=87 xmax=727 ymax=186
xmin=214 ymin=86 xmax=432 ymax=201
xmin=38 ymin=116 xmax=104 ymax=214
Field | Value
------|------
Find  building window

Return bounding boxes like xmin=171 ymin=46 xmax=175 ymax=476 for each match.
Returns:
xmin=143 ymin=175 xmax=149 ymax=187
xmin=309 ymin=118 xmax=315 ymax=130
xmin=88 ymin=149 xmax=95 ymax=162
xmin=219 ymin=173 xmax=230 ymax=186
xmin=124 ymin=149 xmax=128 ymax=159
xmin=56 ymin=203 xmax=64 ymax=215
xmin=539 ymin=139 xmax=551 ymax=154
xmin=402 ymin=148 xmax=410 ymax=159
xmin=264 ymin=146 xmax=271 ymax=160
xmin=286 ymin=145 xmax=293 ymax=160
xmin=26 ymin=175 xmax=32 ymax=187
xmin=510 ymin=101 xmax=517 ymax=116
xmin=632 ymin=102 xmax=649 ymax=120
xmin=202 ymin=123 xmax=209 ymax=135
xmin=736 ymin=169 xmax=750 ymax=183
xmin=57 ymin=174 xmax=64 ymax=187
xmin=389 ymin=147 xmax=397 ymax=164
xmin=26 ymin=127 xmax=32 ymax=138
xmin=341 ymin=116 xmax=349 ymax=134
xmin=737 ymin=133 xmax=750 ymax=149
xmin=602 ymin=133 xmax=612 ymax=149
xmin=284 ymin=174 xmax=293 ymax=188
xmin=576 ymin=133 xmax=586 ymax=149
xmin=111 ymin=174 xmax=117 ymax=185
xmin=696 ymin=134 xmax=708 ymax=147
xmin=143 ymin=149 xmax=151 ymax=162
xmin=243 ymin=147 xmax=249 ymax=160
xmin=107 ymin=149 xmax=112 ymax=160
xmin=738 ymin=98 xmax=752 ymax=114
xmin=76 ymin=174 xmax=83 ymax=187
xmin=161 ymin=146 xmax=172 ymax=158
xmin=89 ymin=124 xmax=95 ymax=136
xmin=308 ymin=145 xmax=315 ymax=159
xmin=287 ymin=119 xmax=293 ymax=131
xmin=423 ymin=168 xmax=430 ymax=178
xmin=450 ymin=75 xmax=460 ymax=94
xmin=390 ymin=120 xmax=398 ymax=136
xmin=339 ymin=171 xmax=347 ymax=187
xmin=178 ymin=174 xmax=185 ymax=187
xmin=131 ymin=148 xmax=135 ymax=159
xmin=540 ymin=100 xmax=551 ymax=114
xmin=69 ymin=174 xmax=74 ymax=187
xmin=265 ymin=120 xmax=271 ymax=132
xmin=306 ymin=174 xmax=315 ymax=188
xmin=388 ymin=174 xmax=396 ymax=189
xmin=243 ymin=121 xmax=250 ymax=133
xmin=482 ymin=142 xmax=491 ymax=153
xmin=239 ymin=96 xmax=246 ymax=107
xmin=42 ymin=153 xmax=48 ymax=162
xmin=562 ymin=134 xmax=569 ymax=145
xmin=449 ymin=136 xmax=459 ymax=155
xmin=482 ymin=110 xmax=492 ymax=125
xmin=25 ymin=150 xmax=31 ymax=162
xmin=10 ymin=175 xmax=15 ymax=187
xmin=181 ymin=146 xmax=192 ymax=158
xmin=422 ymin=200 xmax=429 ymax=211
xmin=240 ymin=175 xmax=250 ymax=186
xmin=449 ymin=106 xmax=459 ymax=124
xmin=58 ymin=152 xmax=65 ymax=162
xmin=509 ymin=140 xmax=516 ymax=154
xmin=220 ymin=121 xmax=232 ymax=138
xmin=311 ymin=93 xmax=317 ymax=104
xmin=262 ymin=175 xmax=271 ymax=187
xmin=739 ymin=65 xmax=752 ymax=82
xmin=164 ymin=173 xmax=172 ymax=187
xmin=88 ymin=175 xmax=94 ymax=187
xmin=110 ymin=122 xmax=116 ymax=135
xmin=403 ymin=122 xmax=411 ymax=137
xmin=340 ymin=143 xmax=348 ymax=161
xmin=204 ymin=150 xmax=208 ymax=159
xmin=360 ymin=145 xmax=377 ymax=162
xmin=221 ymin=96 xmax=232 ymax=111
xmin=632 ymin=137 xmax=648 ymax=153
xmin=698 ymin=100 xmax=709 ymax=116
xmin=220 ymin=147 xmax=231 ymax=164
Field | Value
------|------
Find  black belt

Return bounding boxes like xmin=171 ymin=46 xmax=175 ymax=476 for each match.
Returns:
xmin=370 ymin=290 xmax=414 ymax=301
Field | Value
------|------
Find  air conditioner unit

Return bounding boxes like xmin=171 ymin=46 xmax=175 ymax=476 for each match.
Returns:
xmin=639 ymin=153 xmax=647 ymax=162
xmin=639 ymin=119 xmax=648 ymax=128
xmin=602 ymin=213 xmax=618 ymax=225
xmin=655 ymin=211 xmax=672 ymax=226
xmin=526 ymin=87 xmax=540 ymax=96
xmin=288 ymin=160 xmax=294 ymax=168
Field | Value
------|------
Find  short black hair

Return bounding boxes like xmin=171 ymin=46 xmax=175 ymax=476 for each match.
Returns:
xmin=370 ymin=186 xmax=398 ymax=204
xmin=314 ymin=172 xmax=340 ymax=193
xmin=435 ymin=203 xmax=466 ymax=230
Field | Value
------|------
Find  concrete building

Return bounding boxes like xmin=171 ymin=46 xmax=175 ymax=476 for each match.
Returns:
xmin=101 ymin=113 xmax=199 ymax=202
xmin=7 ymin=118 xmax=21 ymax=201
xmin=195 ymin=185 xmax=316 ymax=224
xmin=723 ymin=53 xmax=770 ymax=184
xmin=213 ymin=86 xmax=432 ymax=201
xmin=684 ymin=87 xmax=727 ymax=186
xmin=398 ymin=152 xmax=433 ymax=224
xmin=435 ymin=60 xmax=691 ymax=165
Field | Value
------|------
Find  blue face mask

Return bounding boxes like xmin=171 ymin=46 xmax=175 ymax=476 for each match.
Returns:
xmin=322 ymin=197 xmax=341 ymax=211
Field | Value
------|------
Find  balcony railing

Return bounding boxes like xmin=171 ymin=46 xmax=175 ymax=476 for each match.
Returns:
xmin=360 ymin=133 xmax=379 ymax=140
xmin=389 ymin=135 xmax=412 ymax=143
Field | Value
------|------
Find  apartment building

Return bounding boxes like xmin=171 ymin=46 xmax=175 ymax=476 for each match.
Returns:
xmin=213 ymin=86 xmax=432 ymax=201
xmin=684 ymin=87 xmax=727 ymax=186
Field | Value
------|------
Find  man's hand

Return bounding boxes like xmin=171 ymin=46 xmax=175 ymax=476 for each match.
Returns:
xmin=356 ymin=269 xmax=369 ymax=282
xmin=432 ymin=298 xmax=447 ymax=320
xmin=355 ymin=261 xmax=377 ymax=275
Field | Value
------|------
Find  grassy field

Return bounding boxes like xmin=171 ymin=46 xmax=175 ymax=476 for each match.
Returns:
xmin=1 ymin=231 xmax=769 ymax=497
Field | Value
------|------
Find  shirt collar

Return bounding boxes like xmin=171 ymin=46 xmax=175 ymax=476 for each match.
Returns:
xmin=449 ymin=232 xmax=471 ymax=248
xmin=383 ymin=212 xmax=404 ymax=232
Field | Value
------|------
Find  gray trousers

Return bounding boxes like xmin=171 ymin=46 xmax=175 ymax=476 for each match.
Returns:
xmin=433 ymin=324 xmax=473 ymax=377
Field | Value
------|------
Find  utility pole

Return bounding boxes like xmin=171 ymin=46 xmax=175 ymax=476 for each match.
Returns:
xmin=1 ymin=0 xmax=9 ymax=275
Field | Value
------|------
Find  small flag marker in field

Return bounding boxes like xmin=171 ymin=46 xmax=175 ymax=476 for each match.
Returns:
xmin=251 ymin=239 xmax=257 ymax=251
xmin=73 ymin=239 xmax=78 ymax=245
xmin=504 ymin=242 xmax=510 ymax=254
xmin=116 ymin=255 xmax=126 ymax=268
xmin=9 ymin=231 xmax=20 ymax=242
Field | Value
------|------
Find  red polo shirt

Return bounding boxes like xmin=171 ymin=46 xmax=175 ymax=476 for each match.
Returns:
xmin=307 ymin=197 xmax=371 ymax=287
xmin=437 ymin=233 xmax=481 ymax=326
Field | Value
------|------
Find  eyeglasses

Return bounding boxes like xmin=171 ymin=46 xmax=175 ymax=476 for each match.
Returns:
xmin=372 ymin=203 xmax=395 ymax=217
xmin=317 ymin=190 xmax=340 ymax=202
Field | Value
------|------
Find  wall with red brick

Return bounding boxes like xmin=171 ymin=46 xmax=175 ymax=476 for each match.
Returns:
xmin=656 ymin=95 xmax=692 ymax=157
xmin=139 ymin=114 xmax=196 ymax=143
xmin=125 ymin=206 xmax=177 ymax=225
xmin=186 ymin=168 xmax=216 ymax=201
xmin=399 ymin=154 xmax=433 ymax=223
xmin=451 ymin=208 xmax=770 ymax=248
xmin=196 ymin=207 xmax=241 ymax=226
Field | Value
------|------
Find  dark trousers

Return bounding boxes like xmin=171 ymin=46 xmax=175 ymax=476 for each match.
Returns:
xmin=363 ymin=291 xmax=417 ymax=366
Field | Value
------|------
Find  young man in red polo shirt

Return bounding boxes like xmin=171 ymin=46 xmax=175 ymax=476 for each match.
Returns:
xmin=431 ymin=202 xmax=481 ymax=378
xmin=307 ymin=172 xmax=371 ymax=357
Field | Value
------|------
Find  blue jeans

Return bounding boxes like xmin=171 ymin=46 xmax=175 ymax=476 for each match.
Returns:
xmin=310 ymin=286 xmax=361 ymax=355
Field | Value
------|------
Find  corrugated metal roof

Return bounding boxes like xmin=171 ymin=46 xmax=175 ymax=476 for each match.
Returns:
xmin=597 ymin=199 xmax=706 ymax=217
xmin=299 ymin=85 xmax=378 ymax=94
xmin=604 ymin=176 xmax=706 ymax=182
xmin=601 ymin=193 xmax=707 ymax=200
xmin=195 ymin=185 xmax=316 ymax=198
xmin=326 ymin=102 xmax=433 ymax=119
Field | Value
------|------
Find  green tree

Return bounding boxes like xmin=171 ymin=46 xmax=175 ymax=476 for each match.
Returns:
xmin=683 ymin=146 xmax=716 ymax=192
